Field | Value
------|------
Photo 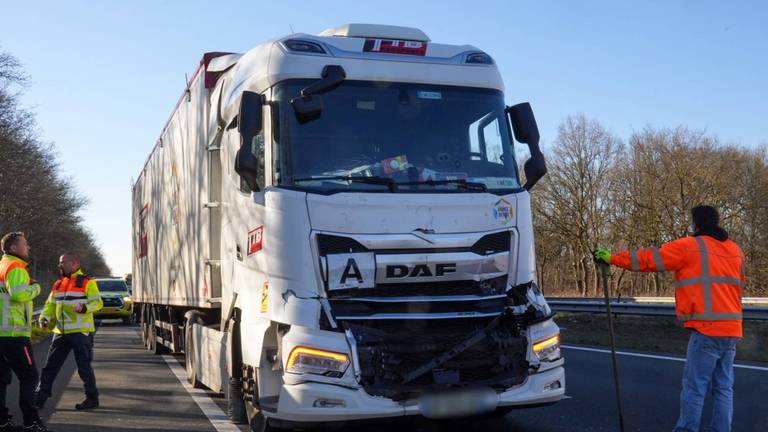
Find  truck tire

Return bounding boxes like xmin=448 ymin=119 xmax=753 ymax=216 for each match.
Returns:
xmin=140 ymin=305 xmax=150 ymax=347
xmin=184 ymin=311 xmax=205 ymax=388
xmin=228 ymin=377 xmax=247 ymax=424
xmin=243 ymin=366 xmax=273 ymax=431
xmin=148 ymin=308 xmax=164 ymax=355
xmin=245 ymin=395 xmax=272 ymax=432
xmin=185 ymin=326 xmax=203 ymax=388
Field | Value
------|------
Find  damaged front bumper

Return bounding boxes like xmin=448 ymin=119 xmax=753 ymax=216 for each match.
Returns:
xmin=271 ymin=281 xmax=564 ymax=423
xmin=270 ymin=363 xmax=564 ymax=423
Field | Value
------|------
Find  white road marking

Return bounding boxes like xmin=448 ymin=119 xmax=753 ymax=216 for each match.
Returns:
xmin=162 ymin=355 xmax=243 ymax=432
xmin=562 ymin=345 xmax=768 ymax=372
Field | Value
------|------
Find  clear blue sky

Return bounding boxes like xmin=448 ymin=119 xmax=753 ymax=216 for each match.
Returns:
xmin=2 ymin=1 xmax=766 ymax=275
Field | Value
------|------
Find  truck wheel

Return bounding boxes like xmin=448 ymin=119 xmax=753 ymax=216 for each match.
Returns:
xmin=244 ymin=372 xmax=274 ymax=432
xmin=228 ymin=377 xmax=247 ymax=424
xmin=149 ymin=309 xmax=164 ymax=354
xmin=141 ymin=307 xmax=151 ymax=349
xmin=185 ymin=322 xmax=203 ymax=388
xmin=245 ymin=399 xmax=272 ymax=432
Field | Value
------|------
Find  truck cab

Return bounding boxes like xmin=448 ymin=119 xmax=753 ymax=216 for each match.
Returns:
xmin=133 ymin=23 xmax=562 ymax=431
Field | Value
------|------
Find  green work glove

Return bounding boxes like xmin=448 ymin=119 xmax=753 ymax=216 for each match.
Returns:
xmin=593 ymin=248 xmax=611 ymax=265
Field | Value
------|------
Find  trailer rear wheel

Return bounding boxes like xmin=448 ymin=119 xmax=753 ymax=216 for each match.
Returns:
xmin=148 ymin=308 xmax=164 ymax=354
xmin=185 ymin=328 xmax=203 ymax=388
xmin=140 ymin=305 xmax=150 ymax=348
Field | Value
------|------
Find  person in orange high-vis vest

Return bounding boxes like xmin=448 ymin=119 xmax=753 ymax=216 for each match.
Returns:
xmin=35 ymin=252 xmax=102 ymax=412
xmin=594 ymin=205 xmax=743 ymax=432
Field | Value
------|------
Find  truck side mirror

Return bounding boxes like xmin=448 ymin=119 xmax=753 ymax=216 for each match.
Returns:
xmin=291 ymin=65 xmax=346 ymax=124
xmin=235 ymin=91 xmax=264 ymax=192
xmin=507 ymin=102 xmax=547 ymax=190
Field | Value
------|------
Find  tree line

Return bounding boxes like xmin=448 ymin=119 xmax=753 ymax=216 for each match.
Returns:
xmin=0 ymin=50 xmax=110 ymax=300
xmin=530 ymin=114 xmax=768 ymax=297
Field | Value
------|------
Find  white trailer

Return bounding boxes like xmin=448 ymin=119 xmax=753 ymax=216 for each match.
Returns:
xmin=132 ymin=24 xmax=564 ymax=431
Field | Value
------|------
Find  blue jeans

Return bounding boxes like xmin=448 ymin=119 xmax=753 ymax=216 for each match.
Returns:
xmin=674 ymin=330 xmax=739 ymax=432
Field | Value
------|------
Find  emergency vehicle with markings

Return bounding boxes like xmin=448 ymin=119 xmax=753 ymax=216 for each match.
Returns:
xmin=132 ymin=23 xmax=563 ymax=431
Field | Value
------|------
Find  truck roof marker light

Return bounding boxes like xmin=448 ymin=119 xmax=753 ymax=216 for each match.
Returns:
xmin=466 ymin=52 xmax=494 ymax=65
xmin=533 ymin=334 xmax=560 ymax=352
xmin=283 ymin=39 xmax=328 ymax=55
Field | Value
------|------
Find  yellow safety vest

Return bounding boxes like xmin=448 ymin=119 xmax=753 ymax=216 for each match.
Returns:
xmin=41 ymin=269 xmax=103 ymax=334
xmin=0 ymin=254 xmax=41 ymax=338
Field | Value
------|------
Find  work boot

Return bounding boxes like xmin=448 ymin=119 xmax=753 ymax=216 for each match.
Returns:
xmin=0 ymin=415 xmax=18 ymax=432
xmin=75 ymin=398 xmax=99 ymax=410
xmin=23 ymin=419 xmax=49 ymax=432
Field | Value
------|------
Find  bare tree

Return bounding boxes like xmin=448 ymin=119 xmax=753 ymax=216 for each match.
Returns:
xmin=532 ymin=120 xmax=767 ymax=297
xmin=0 ymin=49 xmax=110 ymax=302
xmin=533 ymin=114 xmax=621 ymax=295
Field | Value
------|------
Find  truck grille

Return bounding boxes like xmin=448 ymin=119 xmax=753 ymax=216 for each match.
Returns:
xmin=345 ymin=315 xmax=529 ymax=400
xmin=329 ymin=275 xmax=508 ymax=299
xmin=317 ymin=231 xmax=510 ymax=256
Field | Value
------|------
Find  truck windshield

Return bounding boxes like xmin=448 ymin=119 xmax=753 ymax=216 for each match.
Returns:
xmin=273 ymin=80 xmax=520 ymax=193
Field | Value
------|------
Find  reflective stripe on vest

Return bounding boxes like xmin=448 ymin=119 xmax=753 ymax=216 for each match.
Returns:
xmin=51 ymin=275 xmax=96 ymax=332
xmin=0 ymin=292 xmax=30 ymax=332
xmin=650 ymin=246 xmax=666 ymax=272
xmin=628 ymin=246 xmax=666 ymax=272
xmin=676 ymin=237 xmax=743 ymax=322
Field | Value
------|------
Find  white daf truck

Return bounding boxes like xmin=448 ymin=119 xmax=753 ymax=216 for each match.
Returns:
xmin=132 ymin=23 xmax=563 ymax=431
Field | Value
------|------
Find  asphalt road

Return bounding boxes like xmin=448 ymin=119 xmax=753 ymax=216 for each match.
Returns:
xmin=4 ymin=325 xmax=765 ymax=431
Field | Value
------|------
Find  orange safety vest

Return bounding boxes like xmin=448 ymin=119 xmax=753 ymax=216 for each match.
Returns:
xmin=611 ymin=235 xmax=744 ymax=337
xmin=52 ymin=274 xmax=93 ymax=301
xmin=0 ymin=259 xmax=26 ymax=289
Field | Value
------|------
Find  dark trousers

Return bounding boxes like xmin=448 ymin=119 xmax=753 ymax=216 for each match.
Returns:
xmin=38 ymin=333 xmax=98 ymax=401
xmin=0 ymin=337 xmax=40 ymax=425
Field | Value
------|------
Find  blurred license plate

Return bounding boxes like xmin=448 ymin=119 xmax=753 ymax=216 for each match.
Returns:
xmin=418 ymin=388 xmax=498 ymax=419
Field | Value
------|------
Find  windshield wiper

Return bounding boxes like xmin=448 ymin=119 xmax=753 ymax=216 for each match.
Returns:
xmin=292 ymin=176 xmax=397 ymax=192
xmin=395 ymin=178 xmax=488 ymax=192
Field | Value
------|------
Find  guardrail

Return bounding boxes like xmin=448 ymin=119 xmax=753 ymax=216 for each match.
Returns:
xmin=546 ymin=296 xmax=767 ymax=305
xmin=546 ymin=297 xmax=768 ymax=320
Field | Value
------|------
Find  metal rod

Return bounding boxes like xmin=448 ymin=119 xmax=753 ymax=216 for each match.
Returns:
xmin=599 ymin=262 xmax=626 ymax=432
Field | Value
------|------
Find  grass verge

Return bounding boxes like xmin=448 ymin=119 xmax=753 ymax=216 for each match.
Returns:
xmin=556 ymin=312 xmax=768 ymax=363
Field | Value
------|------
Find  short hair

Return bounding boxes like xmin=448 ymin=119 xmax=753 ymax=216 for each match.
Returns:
xmin=61 ymin=252 xmax=81 ymax=263
xmin=1 ymin=232 xmax=25 ymax=254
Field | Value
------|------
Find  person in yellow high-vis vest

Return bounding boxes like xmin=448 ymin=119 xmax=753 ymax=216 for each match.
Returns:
xmin=34 ymin=252 xmax=102 ymax=412
xmin=0 ymin=232 xmax=48 ymax=432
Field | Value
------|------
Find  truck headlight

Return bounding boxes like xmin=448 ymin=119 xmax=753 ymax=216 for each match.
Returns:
xmin=286 ymin=346 xmax=350 ymax=377
xmin=533 ymin=334 xmax=561 ymax=361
